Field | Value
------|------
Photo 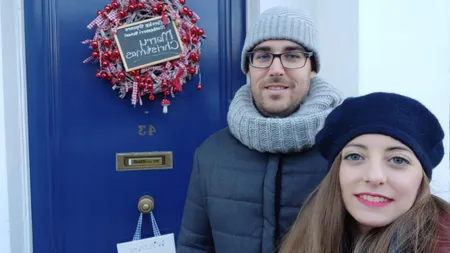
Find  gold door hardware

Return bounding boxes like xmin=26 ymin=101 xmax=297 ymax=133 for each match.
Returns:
xmin=137 ymin=195 xmax=154 ymax=214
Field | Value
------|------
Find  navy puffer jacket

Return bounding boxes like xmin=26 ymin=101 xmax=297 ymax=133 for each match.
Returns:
xmin=177 ymin=128 xmax=328 ymax=253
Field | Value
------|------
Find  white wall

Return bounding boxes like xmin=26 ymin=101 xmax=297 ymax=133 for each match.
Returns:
xmin=313 ymin=0 xmax=359 ymax=98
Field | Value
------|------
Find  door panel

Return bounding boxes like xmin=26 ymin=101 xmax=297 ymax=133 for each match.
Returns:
xmin=24 ymin=0 xmax=246 ymax=252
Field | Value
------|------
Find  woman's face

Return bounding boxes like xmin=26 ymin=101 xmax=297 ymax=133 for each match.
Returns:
xmin=339 ymin=134 xmax=424 ymax=233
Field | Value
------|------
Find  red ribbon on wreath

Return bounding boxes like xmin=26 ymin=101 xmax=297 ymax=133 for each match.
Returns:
xmin=172 ymin=68 xmax=184 ymax=92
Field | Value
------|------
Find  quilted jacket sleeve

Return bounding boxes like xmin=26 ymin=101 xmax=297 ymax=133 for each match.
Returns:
xmin=177 ymin=149 xmax=214 ymax=253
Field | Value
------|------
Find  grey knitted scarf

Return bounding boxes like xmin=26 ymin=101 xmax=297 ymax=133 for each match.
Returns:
xmin=227 ymin=76 xmax=343 ymax=153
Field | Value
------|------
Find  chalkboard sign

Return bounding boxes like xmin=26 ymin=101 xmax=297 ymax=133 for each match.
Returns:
xmin=114 ymin=15 xmax=183 ymax=71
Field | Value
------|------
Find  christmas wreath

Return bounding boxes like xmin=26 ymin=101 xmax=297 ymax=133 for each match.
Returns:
xmin=82 ymin=0 xmax=206 ymax=113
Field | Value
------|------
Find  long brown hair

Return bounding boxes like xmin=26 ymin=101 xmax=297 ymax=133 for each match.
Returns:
xmin=278 ymin=155 xmax=450 ymax=253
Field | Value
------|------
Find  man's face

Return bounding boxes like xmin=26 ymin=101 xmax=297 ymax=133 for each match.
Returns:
xmin=247 ymin=40 xmax=316 ymax=117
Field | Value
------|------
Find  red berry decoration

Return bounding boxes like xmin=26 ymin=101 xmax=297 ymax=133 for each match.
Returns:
xmin=117 ymin=10 xmax=126 ymax=18
xmin=112 ymin=49 xmax=120 ymax=57
xmin=102 ymin=40 xmax=111 ymax=47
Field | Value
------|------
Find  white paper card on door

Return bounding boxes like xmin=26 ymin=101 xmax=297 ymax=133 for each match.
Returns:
xmin=117 ymin=207 xmax=175 ymax=253
xmin=116 ymin=233 xmax=176 ymax=253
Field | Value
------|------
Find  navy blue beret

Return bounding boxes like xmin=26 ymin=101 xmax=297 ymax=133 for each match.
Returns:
xmin=315 ymin=92 xmax=444 ymax=179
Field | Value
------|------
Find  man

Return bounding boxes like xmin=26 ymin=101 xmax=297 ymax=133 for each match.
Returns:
xmin=177 ymin=5 xmax=343 ymax=253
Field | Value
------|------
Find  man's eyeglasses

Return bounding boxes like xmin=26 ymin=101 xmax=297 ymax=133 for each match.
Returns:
xmin=247 ymin=50 xmax=314 ymax=69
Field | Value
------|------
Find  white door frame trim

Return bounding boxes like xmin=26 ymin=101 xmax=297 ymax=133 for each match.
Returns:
xmin=0 ymin=0 xmax=33 ymax=252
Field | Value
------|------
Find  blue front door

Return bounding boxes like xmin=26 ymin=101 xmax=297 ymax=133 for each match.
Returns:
xmin=24 ymin=0 xmax=246 ymax=252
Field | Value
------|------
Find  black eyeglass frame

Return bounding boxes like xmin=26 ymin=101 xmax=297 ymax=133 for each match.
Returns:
xmin=247 ymin=50 xmax=314 ymax=69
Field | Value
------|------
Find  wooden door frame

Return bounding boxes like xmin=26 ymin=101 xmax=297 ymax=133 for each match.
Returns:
xmin=0 ymin=0 xmax=259 ymax=252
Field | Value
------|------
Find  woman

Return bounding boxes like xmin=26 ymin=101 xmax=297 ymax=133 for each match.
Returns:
xmin=279 ymin=92 xmax=450 ymax=252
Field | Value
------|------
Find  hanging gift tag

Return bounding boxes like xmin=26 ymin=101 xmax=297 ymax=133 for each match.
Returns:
xmin=117 ymin=212 xmax=176 ymax=253
xmin=116 ymin=233 xmax=176 ymax=253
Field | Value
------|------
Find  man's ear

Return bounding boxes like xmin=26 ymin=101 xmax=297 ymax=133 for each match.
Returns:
xmin=311 ymin=71 xmax=317 ymax=78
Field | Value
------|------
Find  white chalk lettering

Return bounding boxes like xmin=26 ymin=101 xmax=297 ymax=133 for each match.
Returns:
xmin=124 ymin=24 xmax=144 ymax=32
xmin=138 ymin=26 xmax=164 ymax=35
xmin=124 ymin=31 xmax=138 ymax=37
xmin=125 ymin=40 xmax=180 ymax=60
xmin=139 ymin=30 xmax=174 ymax=48
xmin=169 ymin=40 xmax=179 ymax=50
xmin=142 ymin=20 xmax=163 ymax=29
xmin=124 ymin=29 xmax=179 ymax=60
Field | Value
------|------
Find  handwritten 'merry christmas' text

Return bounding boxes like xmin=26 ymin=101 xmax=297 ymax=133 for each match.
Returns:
xmin=124 ymin=19 xmax=180 ymax=60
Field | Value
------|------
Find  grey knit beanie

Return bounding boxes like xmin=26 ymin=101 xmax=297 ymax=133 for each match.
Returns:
xmin=241 ymin=6 xmax=320 ymax=74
